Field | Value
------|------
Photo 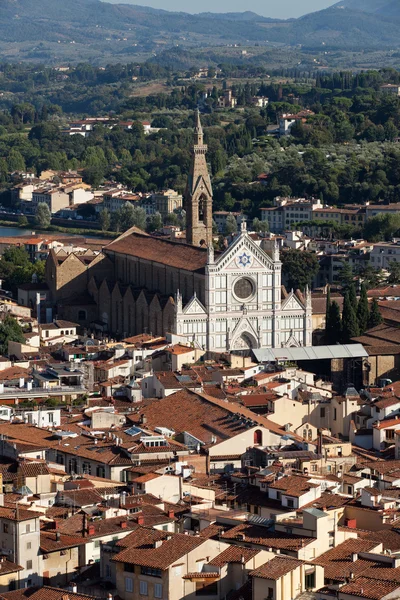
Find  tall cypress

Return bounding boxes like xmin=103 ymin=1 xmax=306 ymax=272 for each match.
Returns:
xmin=357 ymin=283 xmax=369 ymax=335
xmin=327 ymin=301 xmax=342 ymax=345
xmin=342 ymin=290 xmax=360 ymax=343
xmin=325 ymin=285 xmax=331 ymax=342
xmin=368 ymin=298 xmax=383 ymax=329
xmin=349 ymin=283 xmax=358 ymax=311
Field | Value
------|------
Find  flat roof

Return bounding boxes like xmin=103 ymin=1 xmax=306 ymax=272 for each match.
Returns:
xmin=252 ymin=344 xmax=368 ymax=363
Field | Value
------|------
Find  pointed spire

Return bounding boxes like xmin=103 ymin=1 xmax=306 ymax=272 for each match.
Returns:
xmin=194 ymin=109 xmax=204 ymax=146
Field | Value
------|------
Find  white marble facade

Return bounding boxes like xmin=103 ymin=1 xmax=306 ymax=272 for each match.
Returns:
xmin=176 ymin=223 xmax=312 ymax=352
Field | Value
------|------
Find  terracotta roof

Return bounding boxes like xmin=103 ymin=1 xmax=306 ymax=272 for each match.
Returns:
xmin=250 ymin=556 xmax=304 ymax=580
xmin=57 ymin=489 xmax=103 ymax=506
xmin=338 ymin=576 xmax=400 ymax=599
xmin=221 ymin=523 xmax=314 ymax=551
xmin=0 ymin=560 xmax=23 ymax=575
xmin=0 ymin=587 xmax=97 ymax=600
xmin=127 ymin=389 xmax=298 ymax=447
xmin=105 ymin=231 xmax=213 ymax=273
xmin=312 ymin=539 xmax=381 ymax=581
xmin=40 ymin=531 xmax=86 ymax=553
xmin=18 ymin=462 xmax=50 ymax=478
xmin=268 ymin=475 xmax=320 ymax=497
xmin=373 ymin=417 xmax=400 ymax=430
xmin=0 ymin=506 xmax=42 ymax=521
xmin=373 ymin=396 xmax=400 ymax=409
xmin=209 ymin=546 xmax=260 ymax=567
xmin=112 ymin=531 xmax=206 ymax=570
xmin=56 ymin=514 xmax=139 ymax=538
xmin=0 ymin=366 xmax=31 ymax=381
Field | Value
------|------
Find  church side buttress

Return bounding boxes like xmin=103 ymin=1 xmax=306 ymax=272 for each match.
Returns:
xmin=186 ymin=111 xmax=213 ymax=247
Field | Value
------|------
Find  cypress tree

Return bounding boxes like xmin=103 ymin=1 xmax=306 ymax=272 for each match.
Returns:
xmin=327 ymin=301 xmax=342 ymax=345
xmin=325 ymin=285 xmax=331 ymax=342
xmin=349 ymin=283 xmax=357 ymax=310
xmin=357 ymin=283 xmax=369 ymax=335
xmin=342 ymin=291 xmax=360 ymax=343
xmin=368 ymin=298 xmax=383 ymax=329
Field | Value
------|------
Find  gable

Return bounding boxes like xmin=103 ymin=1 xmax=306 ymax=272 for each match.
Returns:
xmin=214 ymin=233 xmax=274 ymax=273
xmin=281 ymin=293 xmax=305 ymax=311
xmin=183 ymin=295 xmax=207 ymax=315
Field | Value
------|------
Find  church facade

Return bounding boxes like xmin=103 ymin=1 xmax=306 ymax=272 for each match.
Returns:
xmin=47 ymin=112 xmax=312 ymax=352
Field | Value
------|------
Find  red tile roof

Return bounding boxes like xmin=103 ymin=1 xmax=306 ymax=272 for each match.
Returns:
xmin=105 ymin=232 xmax=213 ymax=273
xmin=112 ymin=531 xmax=206 ymax=570
xmin=338 ymin=576 xmax=400 ymax=600
xmin=250 ymin=556 xmax=304 ymax=580
xmin=209 ymin=546 xmax=260 ymax=567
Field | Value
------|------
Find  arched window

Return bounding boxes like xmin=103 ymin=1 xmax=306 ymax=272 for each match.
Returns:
xmin=198 ymin=196 xmax=205 ymax=223
xmin=254 ymin=429 xmax=263 ymax=446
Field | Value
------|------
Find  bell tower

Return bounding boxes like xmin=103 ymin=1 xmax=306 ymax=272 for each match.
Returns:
xmin=186 ymin=110 xmax=213 ymax=247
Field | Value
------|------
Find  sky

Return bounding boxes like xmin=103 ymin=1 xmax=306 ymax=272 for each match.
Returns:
xmin=105 ymin=0 xmax=336 ymax=19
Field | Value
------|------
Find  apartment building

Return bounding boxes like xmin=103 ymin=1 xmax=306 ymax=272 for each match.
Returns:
xmin=261 ymin=197 xmax=322 ymax=233
xmin=151 ymin=190 xmax=182 ymax=219
xmin=32 ymin=187 xmax=70 ymax=214
xmin=0 ymin=505 xmax=42 ymax=587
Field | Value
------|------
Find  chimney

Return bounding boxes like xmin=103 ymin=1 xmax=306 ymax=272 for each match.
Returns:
xmin=87 ymin=524 xmax=95 ymax=536
xmin=154 ymin=540 xmax=163 ymax=549
xmin=168 ymin=510 xmax=175 ymax=519
xmin=56 ymin=531 xmax=60 ymax=541
xmin=70 ymin=584 xmax=77 ymax=593
xmin=351 ymin=553 xmax=358 ymax=562
xmin=121 ymin=521 xmax=127 ymax=529
xmin=137 ymin=514 xmax=144 ymax=526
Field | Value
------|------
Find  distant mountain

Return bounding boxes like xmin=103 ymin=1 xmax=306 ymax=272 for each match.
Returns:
xmin=334 ymin=0 xmax=400 ymax=17
xmin=197 ymin=11 xmax=282 ymax=23
xmin=0 ymin=0 xmax=278 ymax=44
xmin=0 ymin=0 xmax=400 ymax=62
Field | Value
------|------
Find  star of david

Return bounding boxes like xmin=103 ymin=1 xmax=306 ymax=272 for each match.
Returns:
xmin=238 ymin=252 xmax=252 ymax=268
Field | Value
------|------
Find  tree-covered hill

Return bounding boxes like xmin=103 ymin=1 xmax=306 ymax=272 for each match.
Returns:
xmin=1 ymin=0 xmax=400 ymax=60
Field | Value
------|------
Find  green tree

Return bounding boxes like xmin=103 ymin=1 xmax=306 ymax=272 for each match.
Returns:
xmin=339 ymin=262 xmax=354 ymax=290
xmin=35 ymin=203 xmax=51 ymax=229
xmin=357 ymin=283 xmax=369 ymax=335
xmin=326 ymin=301 xmax=342 ymax=345
xmin=349 ymin=283 xmax=358 ymax=311
xmin=325 ymin=285 xmax=331 ymax=341
xmin=368 ymin=298 xmax=383 ymax=329
xmin=98 ymin=208 xmax=110 ymax=233
xmin=0 ymin=247 xmax=44 ymax=292
xmin=119 ymin=202 xmax=139 ymax=231
xmin=7 ymin=149 xmax=26 ymax=173
xmin=364 ymin=213 xmax=400 ymax=242
xmin=252 ymin=218 xmax=269 ymax=233
xmin=131 ymin=206 xmax=147 ymax=231
xmin=147 ymin=213 xmax=163 ymax=233
xmin=281 ymin=249 xmax=319 ymax=291
xmin=0 ymin=315 xmax=25 ymax=356
xmin=18 ymin=215 xmax=29 ymax=227
xmin=341 ymin=290 xmax=360 ymax=343
xmin=388 ymin=260 xmax=400 ymax=285
xmin=111 ymin=210 xmax=122 ymax=233
xmin=224 ymin=214 xmax=238 ymax=235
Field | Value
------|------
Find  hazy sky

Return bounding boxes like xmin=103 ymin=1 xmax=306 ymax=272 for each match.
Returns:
xmin=105 ymin=0 xmax=336 ymax=19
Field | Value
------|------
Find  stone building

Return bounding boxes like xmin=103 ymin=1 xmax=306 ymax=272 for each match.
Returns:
xmin=46 ymin=112 xmax=312 ymax=351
